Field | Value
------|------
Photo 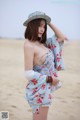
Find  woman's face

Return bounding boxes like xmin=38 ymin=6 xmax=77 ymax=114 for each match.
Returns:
xmin=38 ymin=20 xmax=45 ymax=38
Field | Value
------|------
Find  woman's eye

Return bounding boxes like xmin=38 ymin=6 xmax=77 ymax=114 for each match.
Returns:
xmin=40 ymin=25 xmax=45 ymax=28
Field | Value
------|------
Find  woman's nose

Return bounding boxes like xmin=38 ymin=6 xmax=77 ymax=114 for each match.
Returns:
xmin=41 ymin=27 xmax=44 ymax=32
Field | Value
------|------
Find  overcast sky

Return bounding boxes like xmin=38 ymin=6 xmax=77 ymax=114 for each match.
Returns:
xmin=0 ymin=0 xmax=80 ymax=40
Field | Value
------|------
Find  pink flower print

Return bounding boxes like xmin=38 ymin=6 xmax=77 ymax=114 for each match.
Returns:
xmin=53 ymin=72 xmax=58 ymax=77
xmin=37 ymin=98 xmax=42 ymax=104
xmin=48 ymin=44 xmax=56 ymax=50
xmin=52 ymin=44 xmax=56 ymax=49
xmin=56 ymin=57 xmax=60 ymax=62
xmin=34 ymin=94 xmax=39 ymax=98
xmin=32 ymin=87 xmax=38 ymax=94
xmin=34 ymin=93 xmax=40 ymax=98
xmin=31 ymin=79 xmax=38 ymax=85
xmin=36 ymin=108 xmax=39 ymax=114
xmin=56 ymin=54 xmax=60 ymax=62
xmin=57 ymin=65 xmax=61 ymax=71
xmin=48 ymin=44 xmax=51 ymax=49
xmin=41 ymin=84 xmax=46 ymax=90
xmin=48 ymin=94 xmax=52 ymax=99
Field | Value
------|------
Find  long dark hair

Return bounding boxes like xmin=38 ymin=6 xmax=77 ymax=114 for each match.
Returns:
xmin=24 ymin=18 xmax=47 ymax=44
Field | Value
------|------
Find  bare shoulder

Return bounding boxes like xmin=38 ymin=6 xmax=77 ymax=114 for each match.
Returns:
xmin=24 ymin=39 xmax=34 ymax=52
xmin=24 ymin=39 xmax=34 ymax=49
xmin=24 ymin=39 xmax=32 ymax=47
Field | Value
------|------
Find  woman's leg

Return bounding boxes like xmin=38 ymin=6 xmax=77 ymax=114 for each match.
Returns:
xmin=33 ymin=106 xmax=49 ymax=120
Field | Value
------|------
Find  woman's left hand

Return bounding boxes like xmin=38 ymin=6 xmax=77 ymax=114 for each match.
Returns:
xmin=48 ymin=22 xmax=69 ymax=42
xmin=52 ymin=76 xmax=59 ymax=86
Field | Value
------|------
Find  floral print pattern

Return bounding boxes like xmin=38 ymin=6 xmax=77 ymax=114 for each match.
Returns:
xmin=25 ymin=35 xmax=64 ymax=113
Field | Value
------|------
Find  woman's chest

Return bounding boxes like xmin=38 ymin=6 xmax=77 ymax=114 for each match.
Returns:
xmin=33 ymin=44 xmax=50 ymax=66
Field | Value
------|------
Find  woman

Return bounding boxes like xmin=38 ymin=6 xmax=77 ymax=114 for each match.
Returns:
xmin=23 ymin=11 xmax=68 ymax=120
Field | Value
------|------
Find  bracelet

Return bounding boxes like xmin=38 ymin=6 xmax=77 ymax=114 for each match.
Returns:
xmin=46 ymin=76 xmax=53 ymax=83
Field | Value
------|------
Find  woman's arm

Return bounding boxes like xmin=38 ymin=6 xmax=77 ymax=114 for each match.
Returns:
xmin=24 ymin=42 xmax=47 ymax=83
xmin=46 ymin=23 xmax=66 ymax=70
xmin=24 ymin=41 xmax=34 ymax=71
xmin=48 ymin=22 xmax=68 ymax=42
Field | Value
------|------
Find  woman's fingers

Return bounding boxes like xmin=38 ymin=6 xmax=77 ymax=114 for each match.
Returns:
xmin=64 ymin=36 xmax=69 ymax=41
xmin=52 ymin=77 xmax=59 ymax=86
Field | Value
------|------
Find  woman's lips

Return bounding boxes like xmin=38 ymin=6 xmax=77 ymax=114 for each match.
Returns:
xmin=38 ymin=33 xmax=42 ymax=35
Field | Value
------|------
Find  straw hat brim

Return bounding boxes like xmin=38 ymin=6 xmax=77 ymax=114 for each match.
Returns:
xmin=23 ymin=14 xmax=51 ymax=26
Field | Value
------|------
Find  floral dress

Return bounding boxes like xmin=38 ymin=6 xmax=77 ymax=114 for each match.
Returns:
xmin=25 ymin=35 xmax=64 ymax=114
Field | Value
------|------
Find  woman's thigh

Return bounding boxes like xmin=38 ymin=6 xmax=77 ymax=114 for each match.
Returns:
xmin=33 ymin=106 xmax=49 ymax=120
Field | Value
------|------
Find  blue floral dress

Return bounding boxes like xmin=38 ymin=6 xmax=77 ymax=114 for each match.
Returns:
xmin=25 ymin=35 xmax=64 ymax=114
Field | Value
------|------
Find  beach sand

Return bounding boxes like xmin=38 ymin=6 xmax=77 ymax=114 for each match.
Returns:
xmin=0 ymin=39 xmax=80 ymax=120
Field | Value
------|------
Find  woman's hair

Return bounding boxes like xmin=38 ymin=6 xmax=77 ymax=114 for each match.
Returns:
xmin=24 ymin=18 xmax=47 ymax=44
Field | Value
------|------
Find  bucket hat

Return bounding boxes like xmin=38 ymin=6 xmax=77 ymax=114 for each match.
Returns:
xmin=23 ymin=11 xmax=51 ymax=26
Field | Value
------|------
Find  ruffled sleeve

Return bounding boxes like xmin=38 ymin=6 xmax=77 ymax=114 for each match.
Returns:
xmin=46 ymin=35 xmax=65 ymax=70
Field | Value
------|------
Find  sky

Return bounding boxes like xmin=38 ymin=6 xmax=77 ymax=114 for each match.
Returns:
xmin=0 ymin=0 xmax=80 ymax=40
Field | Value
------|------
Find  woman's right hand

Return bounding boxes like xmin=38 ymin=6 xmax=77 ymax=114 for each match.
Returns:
xmin=52 ymin=76 xmax=59 ymax=86
xmin=46 ymin=76 xmax=59 ymax=86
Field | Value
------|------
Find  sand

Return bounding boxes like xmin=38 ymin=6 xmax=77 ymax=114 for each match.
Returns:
xmin=0 ymin=39 xmax=80 ymax=120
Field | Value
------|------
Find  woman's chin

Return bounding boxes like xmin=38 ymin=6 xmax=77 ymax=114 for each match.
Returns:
xmin=38 ymin=35 xmax=42 ymax=38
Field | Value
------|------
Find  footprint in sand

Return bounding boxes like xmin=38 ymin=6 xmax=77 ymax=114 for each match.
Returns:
xmin=61 ymin=100 xmax=67 ymax=103
xmin=8 ymin=93 xmax=12 ymax=96
xmin=11 ymin=105 xmax=17 ymax=108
